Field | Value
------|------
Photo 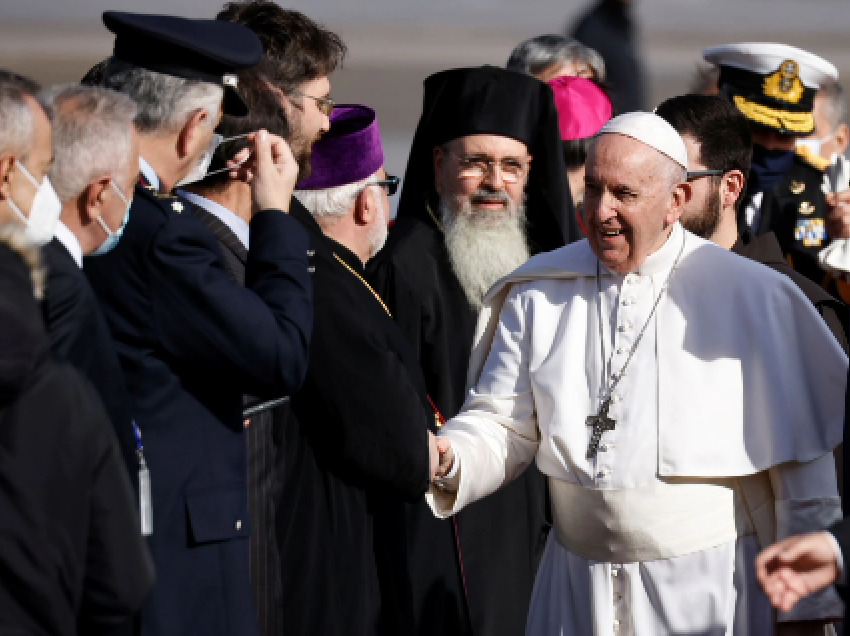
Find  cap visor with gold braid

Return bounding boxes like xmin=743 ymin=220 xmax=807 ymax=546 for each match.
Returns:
xmin=703 ymin=42 xmax=838 ymax=136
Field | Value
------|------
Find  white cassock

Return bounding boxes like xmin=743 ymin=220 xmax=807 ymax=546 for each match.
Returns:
xmin=428 ymin=222 xmax=847 ymax=636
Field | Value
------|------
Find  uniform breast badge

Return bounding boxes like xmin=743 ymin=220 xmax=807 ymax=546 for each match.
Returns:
xmin=795 ymin=218 xmax=825 ymax=246
xmin=789 ymin=180 xmax=806 ymax=195
xmin=798 ymin=201 xmax=815 ymax=215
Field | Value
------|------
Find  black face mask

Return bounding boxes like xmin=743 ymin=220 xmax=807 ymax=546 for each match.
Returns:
xmin=747 ymin=144 xmax=795 ymax=195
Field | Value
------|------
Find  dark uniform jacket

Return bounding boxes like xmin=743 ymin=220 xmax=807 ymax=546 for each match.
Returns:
xmin=733 ymin=229 xmax=848 ymax=352
xmin=743 ymin=153 xmax=838 ymax=295
xmin=84 ymin=179 xmax=312 ymax=636
xmin=369 ymin=205 xmax=550 ymax=636
xmin=0 ymin=234 xmax=153 ymax=636
xmin=185 ymin=197 xmax=289 ymax=636
xmin=41 ymin=237 xmax=139 ymax=490
xmin=277 ymin=204 xmax=433 ymax=636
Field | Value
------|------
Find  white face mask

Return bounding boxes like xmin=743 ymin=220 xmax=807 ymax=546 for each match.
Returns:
xmin=796 ymin=132 xmax=836 ymax=159
xmin=7 ymin=160 xmax=62 ymax=246
xmin=175 ymin=132 xmax=252 ymax=187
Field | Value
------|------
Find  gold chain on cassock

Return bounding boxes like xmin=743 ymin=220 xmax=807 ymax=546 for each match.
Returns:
xmin=332 ymin=253 xmax=392 ymax=317
xmin=331 ymin=252 xmax=443 ymax=429
xmin=425 ymin=203 xmax=445 ymax=234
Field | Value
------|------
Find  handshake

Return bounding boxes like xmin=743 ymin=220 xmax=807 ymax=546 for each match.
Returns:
xmin=427 ymin=431 xmax=455 ymax=482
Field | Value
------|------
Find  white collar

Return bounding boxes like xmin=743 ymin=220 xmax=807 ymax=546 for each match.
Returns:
xmin=175 ymin=189 xmax=250 ymax=250
xmin=138 ymin=156 xmax=160 ymax=191
xmin=54 ymin=220 xmax=83 ymax=268
xmin=635 ymin=221 xmax=684 ymax=277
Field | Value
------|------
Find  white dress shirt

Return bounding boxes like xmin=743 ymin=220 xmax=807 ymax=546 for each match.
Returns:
xmin=53 ymin=220 xmax=83 ymax=268
xmin=138 ymin=156 xmax=160 ymax=191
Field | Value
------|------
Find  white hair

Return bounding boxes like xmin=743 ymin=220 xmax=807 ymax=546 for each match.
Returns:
xmin=103 ymin=57 xmax=223 ymax=135
xmin=506 ymin=34 xmax=606 ymax=81
xmin=0 ymin=81 xmax=34 ymax=158
xmin=294 ymin=173 xmax=378 ymax=224
xmin=819 ymin=81 xmax=848 ymax=132
xmin=41 ymin=84 xmax=138 ymax=202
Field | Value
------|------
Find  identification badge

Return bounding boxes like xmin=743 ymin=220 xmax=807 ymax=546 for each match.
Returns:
xmin=139 ymin=463 xmax=153 ymax=536
xmin=139 ymin=465 xmax=153 ymax=537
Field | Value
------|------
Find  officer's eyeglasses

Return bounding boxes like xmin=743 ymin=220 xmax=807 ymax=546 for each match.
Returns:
xmin=367 ymin=175 xmax=400 ymax=196
xmin=446 ymin=150 xmax=530 ymax=184
xmin=290 ymin=90 xmax=335 ymax=116
xmin=687 ymin=169 xmax=725 ymax=181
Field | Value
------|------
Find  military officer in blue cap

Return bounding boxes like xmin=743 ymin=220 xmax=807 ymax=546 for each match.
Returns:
xmin=705 ymin=43 xmax=842 ymax=296
xmin=84 ymin=12 xmax=313 ymax=636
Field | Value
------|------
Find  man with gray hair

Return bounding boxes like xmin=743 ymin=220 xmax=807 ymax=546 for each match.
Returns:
xmin=40 ymin=84 xmax=142 ymax=493
xmin=506 ymin=33 xmax=605 ymax=83
xmin=83 ymin=12 xmax=313 ymax=636
xmin=800 ymin=82 xmax=849 ymax=163
xmin=0 ymin=71 xmax=60 ymax=243
xmin=427 ymin=112 xmax=845 ymax=634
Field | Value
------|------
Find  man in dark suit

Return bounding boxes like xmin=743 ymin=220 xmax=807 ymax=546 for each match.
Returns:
xmin=84 ymin=12 xmax=313 ymax=636
xmin=0 ymin=72 xmax=154 ymax=636
xmin=178 ymin=7 xmax=345 ymax=625
xmin=39 ymin=83 xmax=142 ymax=490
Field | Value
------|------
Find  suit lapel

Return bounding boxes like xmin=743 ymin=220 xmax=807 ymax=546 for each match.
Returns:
xmin=187 ymin=204 xmax=248 ymax=265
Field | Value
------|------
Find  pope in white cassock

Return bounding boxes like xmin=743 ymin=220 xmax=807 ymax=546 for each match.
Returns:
xmin=428 ymin=112 xmax=848 ymax=636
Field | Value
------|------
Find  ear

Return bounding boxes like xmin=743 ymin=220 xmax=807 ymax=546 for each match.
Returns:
xmin=82 ymin=176 xmax=112 ymax=223
xmin=721 ymin=170 xmax=745 ymax=209
xmin=0 ymin=154 xmax=16 ymax=200
xmin=835 ymin=123 xmax=850 ymax=156
xmin=433 ymin=146 xmax=444 ymax=194
xmin=354 ymin=185 xmax=376 ymax=227
xmin=177 ymin=109 xmax=211 ymax=159
xmin=667 ymin=181 xmax=690 ymax=224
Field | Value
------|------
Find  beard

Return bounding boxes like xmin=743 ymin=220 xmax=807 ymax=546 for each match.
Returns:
xmin=287 ymin=114 xmax=322 ymax=181
xmin=366 ymin=196 xmax=389 ymax=261
xmin=441 ymin=188 xmax=530 ymax=310
xmin=681 ymin=184 xmax=722 ymax=240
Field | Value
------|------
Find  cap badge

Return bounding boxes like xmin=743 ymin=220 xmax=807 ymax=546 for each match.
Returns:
xmin=223 ymin=74 xmax=238 ymax=89
xmin=789 ymin=180 xmax=806 ymax=195
xmin=763 ymin=60 xmax=804 ymax=104
xmin=798 ymin=201 xmax=815 ymax=216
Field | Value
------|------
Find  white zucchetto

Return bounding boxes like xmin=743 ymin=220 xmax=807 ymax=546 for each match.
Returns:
xmin=597 ymin=112 xmax=689 ymax=170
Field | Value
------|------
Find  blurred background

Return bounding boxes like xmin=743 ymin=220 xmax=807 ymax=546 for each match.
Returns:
xmin=3 ymin=0 xmax=849 ymax=192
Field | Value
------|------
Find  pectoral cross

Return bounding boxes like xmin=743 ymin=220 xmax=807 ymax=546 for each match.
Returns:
xmin=586 ymin=397 xmax=616 ymax=459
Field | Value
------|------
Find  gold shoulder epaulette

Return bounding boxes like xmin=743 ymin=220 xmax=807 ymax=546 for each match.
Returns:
xmin=795 ymin=146 xmax=830 ymax=172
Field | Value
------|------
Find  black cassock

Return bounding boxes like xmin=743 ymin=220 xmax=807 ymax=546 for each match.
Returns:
xmin=278 ymin=204 xmax=443 ymax=636
xmin=369 ymin=202 xmax=551 ymax=636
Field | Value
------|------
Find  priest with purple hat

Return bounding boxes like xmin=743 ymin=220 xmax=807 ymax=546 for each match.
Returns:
xmin=280 ymin=103 xmax=443 ymax=636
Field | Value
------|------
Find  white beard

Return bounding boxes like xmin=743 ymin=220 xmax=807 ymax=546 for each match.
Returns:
xmin=441 ymin=195 xmax=530 ymax=310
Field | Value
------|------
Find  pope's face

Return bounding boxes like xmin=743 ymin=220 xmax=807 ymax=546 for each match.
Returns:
xmin=583 ymin=133 xmax=686 ymax=274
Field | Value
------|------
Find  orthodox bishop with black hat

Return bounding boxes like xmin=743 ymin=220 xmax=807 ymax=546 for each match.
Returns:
xmin=369 ymin=65 xmax=580 ymax=636
xmin=427 ymin=112 xmax=846 ymax=635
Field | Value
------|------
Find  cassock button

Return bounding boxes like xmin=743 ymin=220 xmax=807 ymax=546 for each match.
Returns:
xmin=235 ymin=520 xmax=242 ymax=530
xmin=616 ymin=347 xmax=625 ymax=355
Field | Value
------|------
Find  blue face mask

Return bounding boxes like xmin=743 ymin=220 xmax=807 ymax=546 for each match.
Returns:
xmin=747 ymin=144 xmax=796 ymax=195
xmin=91 ymin=180 xmax=132 ymax=256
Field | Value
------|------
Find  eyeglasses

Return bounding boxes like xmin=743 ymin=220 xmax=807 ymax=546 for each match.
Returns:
xmin=446 ymin=150 xmax=529 ymax=184
xmin=290 ymin=90 xmax=335 ymax=116
xmin=367 ymin=175 xmax=400 ymax=196
xmin=687 ymin=169 xmax=725 ymax=181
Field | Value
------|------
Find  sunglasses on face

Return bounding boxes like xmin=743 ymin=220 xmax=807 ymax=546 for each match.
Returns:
xmin=370 ymin=174 xmax=400 ymax=196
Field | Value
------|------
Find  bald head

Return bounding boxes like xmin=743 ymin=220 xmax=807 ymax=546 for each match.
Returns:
xmin=583 ymin=132 xmax=690 ymax=274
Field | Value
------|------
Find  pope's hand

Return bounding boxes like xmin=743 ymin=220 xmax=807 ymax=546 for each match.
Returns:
xmin=228 ymin=129 xmax=298 ymax=214
xmin=825 ymin=190 xmax=850 ymax=239
xmin=428 ymin=432 xmax=455 ymax=481
xmin=755 ymin=532 xmax=838 ymax=613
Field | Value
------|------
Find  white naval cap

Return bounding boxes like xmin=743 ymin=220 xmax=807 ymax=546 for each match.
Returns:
xmin=597 ymin=112 xmax=688 ymax=169
xmin=703 ymin=42 xmax=838 ymax=89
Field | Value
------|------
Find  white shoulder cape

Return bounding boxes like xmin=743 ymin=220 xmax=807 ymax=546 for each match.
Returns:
xmin=466 ymin=231 xmax=848 ymax=476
